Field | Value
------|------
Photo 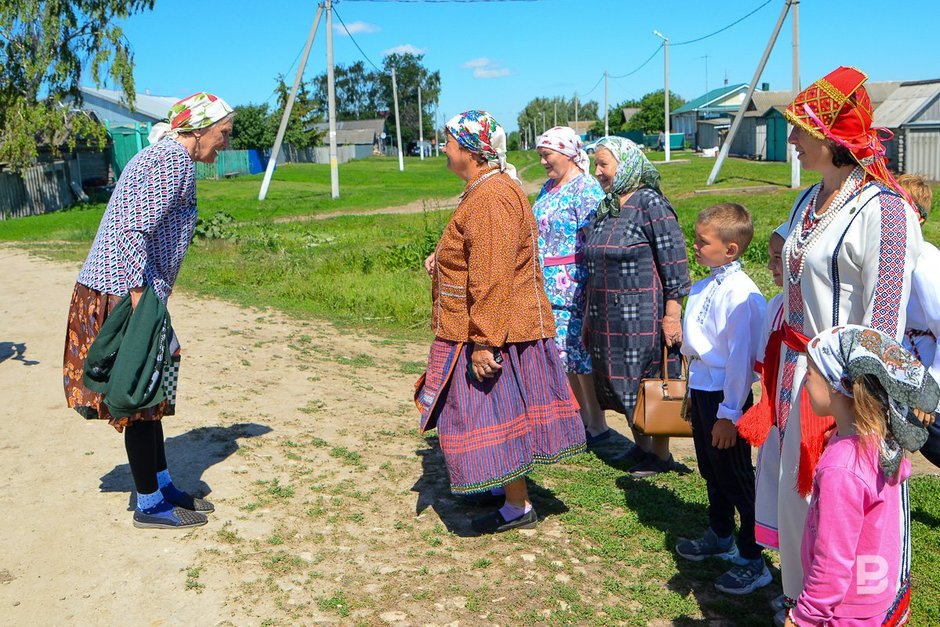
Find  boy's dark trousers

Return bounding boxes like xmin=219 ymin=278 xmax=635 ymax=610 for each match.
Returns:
xmin=689 ymin=388 xmax=761 ymax=561
xmin=921 ymin=421 xmax=940 ymax=469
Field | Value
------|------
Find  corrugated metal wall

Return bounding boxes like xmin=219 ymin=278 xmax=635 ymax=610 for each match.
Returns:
xmin=906 ymin=128 xmax=940 ymax=182
xmin=0 ymin=160 xmax=80 ymax=220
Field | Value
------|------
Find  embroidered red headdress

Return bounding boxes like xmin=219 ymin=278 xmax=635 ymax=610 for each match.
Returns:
xmin=785 ymin=66 xmax=918 ymax=217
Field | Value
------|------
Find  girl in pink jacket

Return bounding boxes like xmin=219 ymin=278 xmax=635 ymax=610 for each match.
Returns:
xmin=787 ymin=325 xmax=938 ymax=626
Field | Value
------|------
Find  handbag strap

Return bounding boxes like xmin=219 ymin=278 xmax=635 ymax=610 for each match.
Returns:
xmin=660 ymin=345 xmax=688 ymax=383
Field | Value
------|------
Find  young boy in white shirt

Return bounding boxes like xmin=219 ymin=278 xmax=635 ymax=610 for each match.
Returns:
xmin=676 ymin=203 xmax=770 ymax=595
xmin=898 ymin=174 xmax=940 ymax=468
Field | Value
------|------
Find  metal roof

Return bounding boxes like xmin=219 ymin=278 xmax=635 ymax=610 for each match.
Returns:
xmin=672 ymin=84 xmax=748 ymax=115
xmin=79 ymin=86 xmax=181 ymax=121
xmin=873 ymin=80 xmax=940 ymax=128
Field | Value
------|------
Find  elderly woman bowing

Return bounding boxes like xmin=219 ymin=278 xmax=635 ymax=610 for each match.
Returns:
xmin=64 ymin=93 xmax=234 ymax=529
xmin=585 ymin=137 xmax=691 ymax=478
xmin=416 ymin=111 xmax=586 ymax=534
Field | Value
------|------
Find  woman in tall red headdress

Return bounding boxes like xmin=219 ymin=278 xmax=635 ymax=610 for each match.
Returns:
xmin=737 ymin=67 xmax=921 ymax=625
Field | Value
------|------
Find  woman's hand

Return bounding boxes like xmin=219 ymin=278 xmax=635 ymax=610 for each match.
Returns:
xmin=424 ymin=253 xmax=436 ymax=276
xmin=470 ymin=343 xmax=503 ymax=381
xmin=914 ymin=408 xmax=937 ymax=426
xmin=129 ymin=287 xmax=144 ymax=310
xmin=662 ymin=314 xmax=682 ymax=347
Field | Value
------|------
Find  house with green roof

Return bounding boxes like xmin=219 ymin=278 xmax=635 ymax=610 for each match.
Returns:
xmin=671 ymin=83 xmax=749 ymax=149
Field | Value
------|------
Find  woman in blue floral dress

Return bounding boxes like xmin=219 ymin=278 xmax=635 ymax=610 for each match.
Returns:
xmin=533 ymin=127 xmax=609 ymax=442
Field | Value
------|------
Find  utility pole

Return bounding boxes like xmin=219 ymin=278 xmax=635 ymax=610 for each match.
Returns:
xmin=604 ymin=70 xmax=609 ymax=136
xmin=418 ymin=83 xmax=424 ymax=161
xmin=531 ymin=121 xmax=535 ymax=145
xmin=540 ymin=111 xmax=546 ymax=134
xmin=707 ymin=0 xmax=793 ymax=185
xmin=391 ymin=67 xmax=404 ymax=171
xmin=790 ymin=0 xmax=801 ymax=188
xmin=553 ymin=101 xmax=557 ymax=127
xmin=653 ymin=30 xmax=670 ymax=162
xmin=259 ymin=4 xmax=323 ymax=200
xmin=325 ymin=0 xmax=339 ymax=198
xmin=574 ymin=92 xmax=579 ymax=127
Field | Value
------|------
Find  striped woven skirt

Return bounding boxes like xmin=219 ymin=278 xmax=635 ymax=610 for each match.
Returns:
xmin=415 ymin=338 xmax=586 ymax=494
xmin=63 ymin=282 xmax=171 ymax=432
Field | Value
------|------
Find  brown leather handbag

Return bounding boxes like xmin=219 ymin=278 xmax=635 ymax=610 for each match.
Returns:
xmin=632 ymin=347 xmax=693 ymax=437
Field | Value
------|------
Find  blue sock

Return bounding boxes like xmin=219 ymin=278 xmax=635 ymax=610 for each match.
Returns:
xmin=137 ymin=489 xmax=164 ymax=512
xmin=156 ymin=469 xmax=172 ymax=489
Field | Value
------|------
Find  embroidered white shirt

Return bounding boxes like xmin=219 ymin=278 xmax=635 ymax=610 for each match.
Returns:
xmin=905 ymin=241 xmax=940 ymax=411
xmin=682 ymin=260 xmax=766 ymax=423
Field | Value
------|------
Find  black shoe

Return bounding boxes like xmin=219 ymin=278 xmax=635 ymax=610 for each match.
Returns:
xmin=471 ymin=508 xmax=538 ymax=534
xmin=585 ymin=428 xmax=612 ymax=448
xmin=629 ymin=453 xmax=675 ymax=478
xmin=612 ymin=445 xmax=648 ymax=468
xmin=459 ymin=491 xmax=505 ymax=507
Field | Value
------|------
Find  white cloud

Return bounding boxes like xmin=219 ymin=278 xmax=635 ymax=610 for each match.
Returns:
xmin=383 ymin=44 xmax=426 ymax=56
xmin=335 ymin=21 xmax=379 ymax=36
xmin=461 ymin=58 xmax=511 ymax=79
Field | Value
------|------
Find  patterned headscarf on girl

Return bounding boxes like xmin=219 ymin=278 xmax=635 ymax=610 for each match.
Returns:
xmin=149 ymin=92 xmax=234 ymax=144
xmin=807 ymin=325 xmax=940 ymax=476
xmin=594 ymin=136 xmax=662 ymax=220
xmin=445 ymin=110 xmax=520 ymax=184
xmin=536 ymin=126 xmax=590 ymax=174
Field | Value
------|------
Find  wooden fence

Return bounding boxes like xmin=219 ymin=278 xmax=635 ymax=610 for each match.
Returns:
xmin=0 ymin=159 xmax=84 ymax=220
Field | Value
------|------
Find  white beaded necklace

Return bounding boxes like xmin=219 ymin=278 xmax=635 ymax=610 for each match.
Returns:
xmin=784 ymin=166 xmax=864 ymax=285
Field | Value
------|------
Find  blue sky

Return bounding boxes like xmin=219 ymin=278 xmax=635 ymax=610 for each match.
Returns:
xmin=116 ymin=0 xmax=940 ymax=132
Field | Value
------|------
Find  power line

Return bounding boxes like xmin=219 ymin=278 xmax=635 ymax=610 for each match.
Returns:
xmin=264 ymin=40 xmax=310 ymax=104
xmin=344 ymin=0 xmax=542 ymax=3
xmin=672 ymin=0 xmax=773 ymax=46
xmin=610 ymin=43 xmax=663 ymax=79
xmin=333 ymin=6 xmax=384 ymax=72
xmin=580 ymin=73 xmax=605 ymax=98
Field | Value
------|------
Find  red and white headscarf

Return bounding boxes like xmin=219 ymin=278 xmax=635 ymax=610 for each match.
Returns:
xmin=536 ymin=126 xmax=590 ymax=174
xmin=149 ymin=92 xmax=233 ymax=144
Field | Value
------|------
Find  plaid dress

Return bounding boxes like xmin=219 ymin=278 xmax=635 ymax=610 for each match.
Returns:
xmin=584 ymin=187 xmax=690 ymax=420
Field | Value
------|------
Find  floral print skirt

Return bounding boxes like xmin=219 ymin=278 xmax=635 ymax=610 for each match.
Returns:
xmin=63 ymin=282 xmax=169 ymax=432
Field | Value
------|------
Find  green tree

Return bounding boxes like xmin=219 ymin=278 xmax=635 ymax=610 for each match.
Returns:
xmin=506 ymin=130 xmax=521 ymax=152
xmin=591 ymin=98 xmax=640 ymax=136
xmin=517 ymin=96 xmax=600 ymax=143
xmin=378 ymin=53 xmax=440 ymax=148
xmin=0 ymin=0 xmax=155 ymax=171
xmin=271 ymin=76 xmax=322 ymax=148
xmin=311 ymin=61 xmax=383 ymax=121
xmin=230 ymin=104 xmax=274 ymax=150
xmin=625 ymin=90 xmax=686 ymax=133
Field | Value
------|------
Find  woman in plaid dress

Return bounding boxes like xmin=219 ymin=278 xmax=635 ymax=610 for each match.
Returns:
xmin=584 ymin=137 xmax=691 ymax=477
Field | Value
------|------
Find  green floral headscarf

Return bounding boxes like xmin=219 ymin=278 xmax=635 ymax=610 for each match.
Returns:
xmin=595 ymin=136 xmax=662 ymax=220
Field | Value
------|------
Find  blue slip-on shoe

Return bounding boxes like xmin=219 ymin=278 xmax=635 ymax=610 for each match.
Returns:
xmin=133 ymin=500 xmax=208 ymax=529
xmin=161 ymin=484 xmax=215 ymax=514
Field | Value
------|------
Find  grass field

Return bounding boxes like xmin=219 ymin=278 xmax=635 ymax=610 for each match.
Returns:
xmin=2 ymin=151 xmax=939 ymax=624
xmin=13 ymin=151 xmax=938 ymax=336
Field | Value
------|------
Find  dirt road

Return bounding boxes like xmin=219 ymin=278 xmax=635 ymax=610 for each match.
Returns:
xmin=1 ymin=244 xmax=935 ymax=626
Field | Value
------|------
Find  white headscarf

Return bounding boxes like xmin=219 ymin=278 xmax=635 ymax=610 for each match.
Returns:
xmin=149 ymin=92 xmax=234 ymax=144
xmin=536 ymin=126 xmax=590 ymax=174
